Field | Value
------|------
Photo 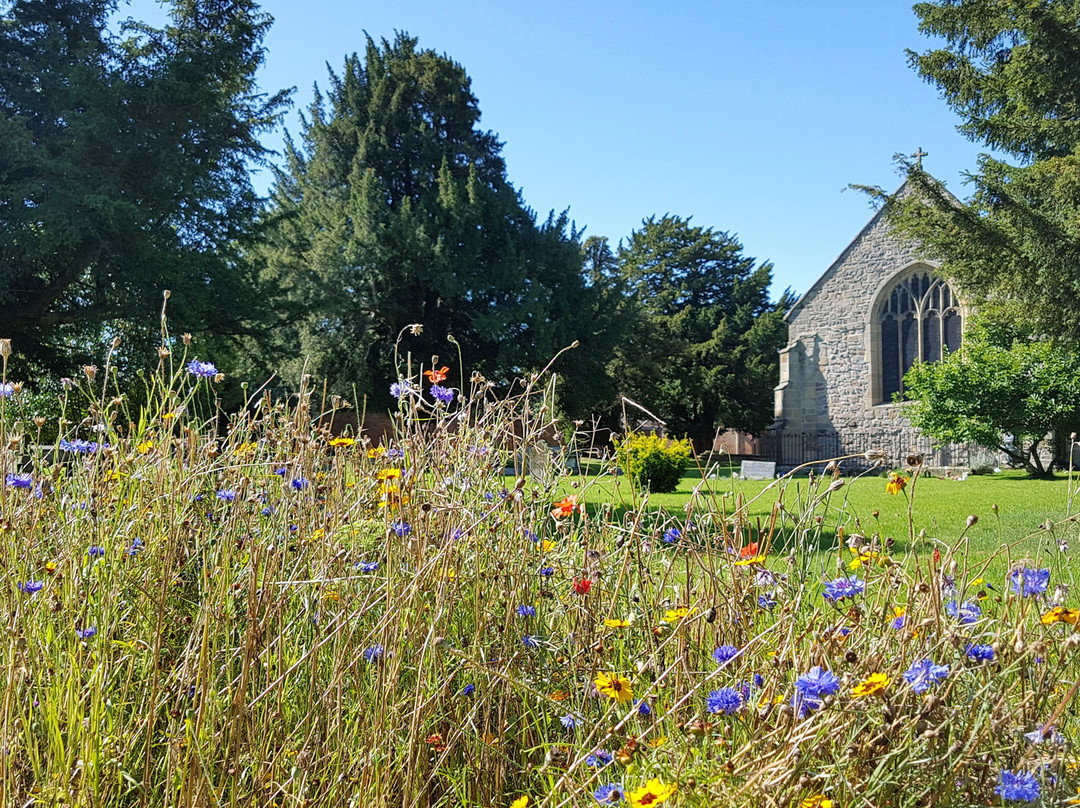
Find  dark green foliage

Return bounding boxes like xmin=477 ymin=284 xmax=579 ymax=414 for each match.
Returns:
xmin=0 ymin=0 xmax=287 ymax=380
xmin=615 ymin=433 xmax=691 ymax=493
xmin=256 ymin=34 xmax=622 ymax=414
xmin=610 ymin=215 xmax=790 ymax=451
xmin=888 ymin=1 xmax=1080 ymax=344
xmin=902 ymin=317 xmax=1080 ymax=477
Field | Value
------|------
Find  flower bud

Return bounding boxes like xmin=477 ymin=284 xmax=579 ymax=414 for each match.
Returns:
xmin=0 ymin=339 xmax=11 ymax=358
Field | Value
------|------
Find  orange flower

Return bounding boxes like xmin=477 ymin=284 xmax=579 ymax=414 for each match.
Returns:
xmin=424 ymin=366 xmax=450 ymax=383
xmin=740 ymin=541 xmax=759 ymax=558
xmin=550 ymin=495 xmax=583 ymax=519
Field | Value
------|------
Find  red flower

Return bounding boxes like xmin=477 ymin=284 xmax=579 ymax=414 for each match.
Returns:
xmin=740 ymin=542 xmax=759 ymax=558
xmin=932 ymin=548 xmax=941 ymax=565
xmin=424 ymin=366 xmax=450 ymax=383
xmin=572 ymin=578 xmax=592 ymax=596
xmin=550 ymin=495 xmax=584 ymax=519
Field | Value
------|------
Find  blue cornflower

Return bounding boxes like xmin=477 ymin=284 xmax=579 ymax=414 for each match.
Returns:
xmin=902 ymin=658 xmax=949 ymax=693
xmin=392 ymin=520 xmax=411 ymax=538
xmin=363 ymin=644 xmax=384 ymax=662
xmin=559 ymin=713 xmax=582 ymax=730
xmin=758 ymin=593 xmax=776 ymax=610
xmin=823 ymin=576 xmax=866 ymax=602
xmin=1009 ymin=568 xmax=1050 ymax=598
xmin=261 ymin=506 xmax=274 ymax=516
xmin=524 ymin=529 xmax=539 ymax=543
xmin=891 ymin=613 xmax=906 ymax=630
xmin=290 ymin=477 xmax=309 ymax=490
xmin=945 ymin=599 xmax=981 ymax=624
xmin=795 ymin=666 xmax=841 ymax=701
xmin=356 ymin=561 xmax=379 ymax=573
xmin=18 ymin=580 xmax=44 ymax=594
xmin=586 ymin=749 xmax=614 ymax=767
xmin=539 ymin=566 xmax=554 ymax=577
xmin=461 ymin=683 xmax=476 ymax=697
xmin=87 ymin=546 xmax=105 ymax=559
xmin=965 ymin=643 xmax=995 ymax=662
xmin=76 ymin=626 xmax=97 ymax=640
xmin=186 ymin=360 xmax=218 ymax=378
xmin=429 ymin=384 xmax=455 ymax=404
xmin=662 ymin=527 xmax=681 ymax=544
xmin=1024 ymin=724 xmax=1065 ymax=746
xmin=58 ymin=438 xmax=98 ymax=453
xmin=0 ymin=382 xmax=13 ymax=398
xmin=522 ymin=634 xmax=540 ymax=649
xmin=706 ymin=687 xmax=744 ymax=715
xmin=272 ymin=467 xmax=287 ymax=476
xmin=516 ymin=604 xmax=536 ymax=618
xmin=633 ymin=699 xmax=651 ymax=717
xmin=389 ymin=380 xmax=414 ymax=400
xmin=5 ymin=472 xmax=31 ymax=489
xmin=387 ymin=447 xmax=404 ymax=460
xmin=712 ymin=645 xmax=740 ymax=666
xmin=995 ymin=769 xmax=1040 ymax=802
xmin=216 ymin=489 xmax=237 ymax=502
xmin=593 ymin=783 xmax=625 ymax=804
xmin=125 ymin=538 xmax=144 ymax=557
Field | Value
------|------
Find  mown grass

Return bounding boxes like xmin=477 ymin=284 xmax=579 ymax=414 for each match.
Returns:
xmin=2 ymin=341 xmax=1080 ymax=808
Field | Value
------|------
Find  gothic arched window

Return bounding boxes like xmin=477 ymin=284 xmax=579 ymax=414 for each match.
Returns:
xmin=876 ymin=269 xmax=962 ymax=403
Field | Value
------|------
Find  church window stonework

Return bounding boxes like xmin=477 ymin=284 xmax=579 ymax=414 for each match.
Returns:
xmin=874 ymin=266 xmax=962 ymax=404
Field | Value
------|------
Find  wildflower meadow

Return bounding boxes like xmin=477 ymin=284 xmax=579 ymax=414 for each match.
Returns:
xmin=1 ymin=334 xmax=1080 ymax=807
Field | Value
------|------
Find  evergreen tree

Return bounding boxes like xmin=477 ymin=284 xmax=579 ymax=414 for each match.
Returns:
xmin=611 ymin=215 xmax=789 ymax=451
xmin=0 ymin=0 xmax=287 ymax=377
xmin=887 ymin=1 xmax=1080 ymax=343
xmin=258 ymin=34 xmax=619 ymax=413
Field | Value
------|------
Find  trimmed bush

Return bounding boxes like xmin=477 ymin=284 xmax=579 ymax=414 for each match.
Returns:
xmin=615 ymin=433 xmax=692 ymax=493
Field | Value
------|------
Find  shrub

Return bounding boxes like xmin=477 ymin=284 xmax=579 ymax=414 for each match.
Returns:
xmin=615 ymin=433 xmax=691 ymax=493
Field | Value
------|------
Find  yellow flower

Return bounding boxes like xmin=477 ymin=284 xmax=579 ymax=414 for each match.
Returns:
xmin=328 ymin=437 xmax=355 ymax=447
xmin=604 ymin=618 xmax=631 ymax=628
xmin=851 ymin=672 xmax=890 ymax=697
xmin=1042 ymin=606 xmax=1080 ymax=625
xmin=885 ymin=472 xmax=908 ymax=495
xmin=733 ymin=555 xmax=765 ymax=566
xmin=367 ymin=446 xmax=387 ymax=459
xmin=801 ymin=796 xmax=833 ymax=808
xmin=646 ymin=735 xmax=666 ymax=748
xmin=322 ymin=589 xmax=340 ymax=602
xmin=660 ymin=607 xmax=692 ymax=624
xmin=376 ymin=467 xmax=402 ymax=480
xmin=136 ymin=440 xmax=154 ymax=454
xmin=627 ymin=778 xmax=675 ymax=808
xmin=510 ymin=797 xmax=529 ymax=808
xmin=594 ymin=672 xmax=634 ymax=704
xmin=44 ymin=561 xmax=58 ymax=574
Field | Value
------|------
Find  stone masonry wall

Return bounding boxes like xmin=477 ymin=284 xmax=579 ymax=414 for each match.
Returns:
xmin=773 ymin=199 xmax=942 ymax=461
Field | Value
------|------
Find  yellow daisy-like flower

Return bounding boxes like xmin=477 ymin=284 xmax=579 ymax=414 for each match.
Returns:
xmin=538 ymin=539 xmax=555 ymax=552
xmin=885 ymin=472 xmax=908 ymax=495
xmin=646 ymin=735 xmax=666 ymax=748
xmin=548 ymin=690 xmax=570 ymax=702
xmin=1042 ymin=606 xmax=1080 ymax=625
xmin=44 ymin=561 xmax=58 ymax=574
xmin=604 ymin=618 xmax=631 ymax=628
xmin=328 ymin=437 xmax=355 ymax=447
xmin=851 ymin=672 xmax=890 ymax=697
xmin=510 ymin=797 xmax=529 ymax=808
xmin=367 ymin=446 xmax=387 ymax=459
xmin=594 ymin=672 xmax=634 ymax=704
xmin=801 ymin=796 xmax=833 ymax=808
xmin=323 ymin=589 xmax=340 ymax=602
xmin=627 ymin=778 xmax=675 ymax=808
xmin=376 ymin=467 xmax=402 ymax=481
xmin=660 ymin=607 xmax=692 ymax=624
xmin=136 ymin=440 xmax=154 ymax=454
xmin=733 ymin=555 xmax=765 ymax=566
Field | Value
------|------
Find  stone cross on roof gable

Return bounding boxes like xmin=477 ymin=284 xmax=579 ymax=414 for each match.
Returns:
xmin=912 ymin=147 xmax=928 ymax=169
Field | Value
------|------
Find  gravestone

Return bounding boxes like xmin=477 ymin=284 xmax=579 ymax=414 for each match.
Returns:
xmin=740 ymin=460 xmax=776 ymax=480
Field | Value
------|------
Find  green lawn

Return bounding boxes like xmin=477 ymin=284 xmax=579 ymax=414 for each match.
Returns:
xmin=555 ymin=464 xmax=1080 ymax=568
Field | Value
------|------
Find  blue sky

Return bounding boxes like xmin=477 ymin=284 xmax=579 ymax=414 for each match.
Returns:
xmin=124 ymin=0 xmax=993 ymax=299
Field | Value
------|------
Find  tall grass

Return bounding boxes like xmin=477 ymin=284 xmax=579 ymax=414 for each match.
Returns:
xmin=1 ymin=336 xmax=1078 ymax=807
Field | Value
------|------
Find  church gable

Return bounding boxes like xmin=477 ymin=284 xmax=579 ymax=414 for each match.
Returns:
xmin=769 ymin=178 xmax=971 ymax=470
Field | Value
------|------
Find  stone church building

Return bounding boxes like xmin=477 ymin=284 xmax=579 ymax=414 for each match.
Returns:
xmin=769 ymin=180 xmax=973 ymax=470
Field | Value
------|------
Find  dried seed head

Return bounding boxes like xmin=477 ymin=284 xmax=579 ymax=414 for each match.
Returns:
xmin=82 ymin=365 xmax=98 ymax=381
xmin=966 ymin=514 xmax=978 ymax=528
xmin=0 ymin=338 xmax=10 ymax=358
xmin=181 ymin=333 xmax=192 ymax=345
